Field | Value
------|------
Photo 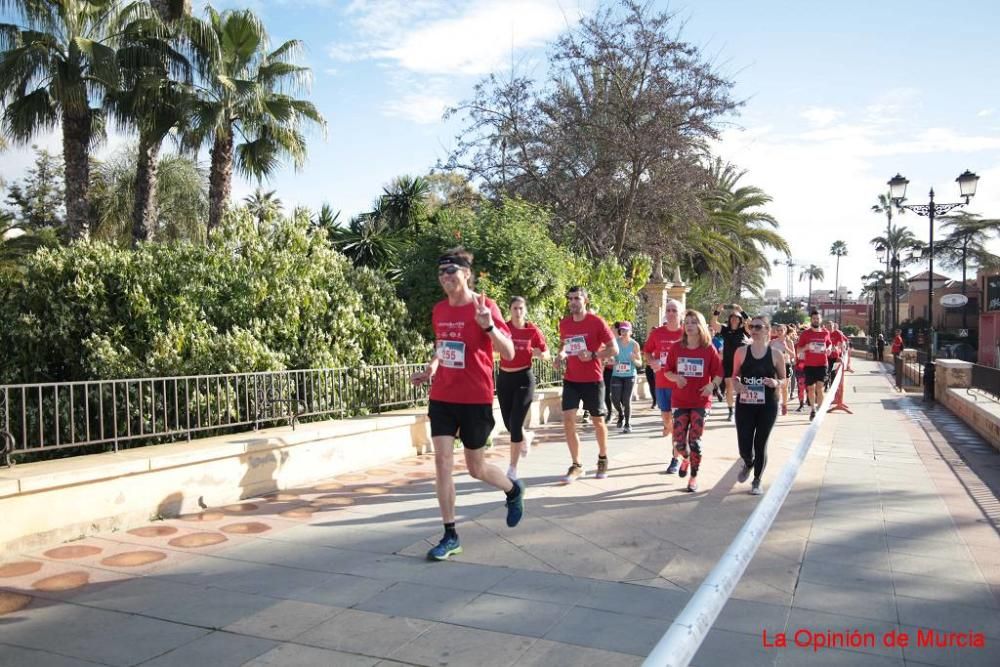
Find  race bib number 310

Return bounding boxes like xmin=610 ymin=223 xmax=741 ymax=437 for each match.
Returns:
xmin=678 ymin=357 xmax=705 ymax=377
xmin=436 ymin=340 xmax=466 ymax=368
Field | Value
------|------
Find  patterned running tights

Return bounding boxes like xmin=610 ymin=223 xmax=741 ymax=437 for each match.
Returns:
xmin=672 ymin=408 xmax=706 ymax=477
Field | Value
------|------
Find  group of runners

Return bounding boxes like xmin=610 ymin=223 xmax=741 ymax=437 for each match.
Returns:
xmin=411 ymin=247 xmax=848 ymax=561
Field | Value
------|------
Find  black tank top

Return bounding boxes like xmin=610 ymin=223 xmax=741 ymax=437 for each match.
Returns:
xmin=737 ymin=344 xmax=777 ymax=406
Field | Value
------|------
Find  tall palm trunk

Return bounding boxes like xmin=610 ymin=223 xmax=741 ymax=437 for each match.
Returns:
xmin=62 ymin=111 xmax=92 ymax=240
xmin=132 ymin=130 xmax=161 ymax=244
xmin=208 ymin=130 xmax=233 ymax=232
xmin=807 ymin=276 xmax=813 ymax=309
xmin=834 ymin=257 xmax=841 ymax=325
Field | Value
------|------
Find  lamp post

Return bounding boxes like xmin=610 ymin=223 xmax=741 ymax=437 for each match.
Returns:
xmin=887 ymin=170 xmax=980 ymax=401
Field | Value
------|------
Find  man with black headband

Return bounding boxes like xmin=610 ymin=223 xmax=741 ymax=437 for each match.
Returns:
xmin=411 ymin=247 xmax=524 ymax=561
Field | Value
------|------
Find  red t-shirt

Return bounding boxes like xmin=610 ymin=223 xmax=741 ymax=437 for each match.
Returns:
xmin=643 ymin=325 xmax=684 ymax=389
xmin=501 ymin=321 xmax=547 ymax=371
xmin=828 ymin=330 xmax=848 ymax=359
xmin=559 ymin=313 xmax=614 ymax=383
xmin=666 ymin=343 xmax=723 ymax=409
xmin=797 ymin=328 xmax=831 ymax=367
xmin=429 ymin=296 xmax=510 ymax=404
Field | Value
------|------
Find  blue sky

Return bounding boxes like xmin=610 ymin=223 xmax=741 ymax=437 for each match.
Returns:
xmin=3 ymin=0 xmax=999 ymax=298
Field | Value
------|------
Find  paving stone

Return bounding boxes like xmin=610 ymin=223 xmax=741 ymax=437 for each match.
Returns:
xmin=513 ymin=638 xmax=642 ymax=666
xmin=543 ymin=606 xmax=666 ymax=656
xmin=0 ymin=644 xmax=105 ymax=667
xmin=899 ymin=624 xmax=1000 ymax=667
xmin=294 ymin=608 xmax=436 ymax=658
xmin=244 ymin=643 xmax=380 ymax=666
xmin=223 ymin=599 xmax=345 ymax=640
xmin=444 ymin=592 xmax=568 ymax=637
xmin=389 ymin=624 xmax=535 ymax=666
xmin=690 ymin=628 xmax=777 ymax=667
xmin=355 ymin=581 xmax=479 ymax=622
xmin=894 ymin=595 xmax=1000 ymax=639
xmin=790 ymin=579 xmax=898 ymax=623
xmin=486 ymin=569 xmax=595 ymax=606
xmin=138 ymin=631 xmax=276 ymax=667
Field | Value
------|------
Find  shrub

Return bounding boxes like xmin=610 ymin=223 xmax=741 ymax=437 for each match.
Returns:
xmin=0 ymin=210 xmax=424 ymax=384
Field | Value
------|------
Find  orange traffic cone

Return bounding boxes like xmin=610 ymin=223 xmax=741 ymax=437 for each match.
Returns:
xmin=828 ymin=361 xmax=852 ymax=414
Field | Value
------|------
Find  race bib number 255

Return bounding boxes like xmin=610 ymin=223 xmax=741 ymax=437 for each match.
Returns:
xmin=436 ymin=340 xmax=466 ymax=368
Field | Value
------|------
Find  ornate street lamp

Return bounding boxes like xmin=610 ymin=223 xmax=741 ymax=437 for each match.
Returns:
xmin=888 ymin=170 xmax=980 ymax=401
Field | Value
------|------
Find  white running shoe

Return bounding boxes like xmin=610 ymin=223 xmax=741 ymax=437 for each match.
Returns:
xmin=506 ymin=465 xmax=518 ymax=481
xmin=521 ymin=430 xmax=533 ymax=457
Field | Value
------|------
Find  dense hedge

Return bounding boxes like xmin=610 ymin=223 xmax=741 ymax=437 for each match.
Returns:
xmin=0 ymin=211 xmax=425 ymax=384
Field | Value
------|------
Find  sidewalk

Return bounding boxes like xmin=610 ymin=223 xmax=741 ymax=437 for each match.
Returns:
xmin=1 ymin=358 xmax=998 ymax=666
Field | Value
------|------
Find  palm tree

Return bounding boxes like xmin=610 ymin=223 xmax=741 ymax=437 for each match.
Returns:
xmin=870 ymin=223 xmax=921 ymax=332
xmin=243 ymin=187 xmax=282 ymax=228
xmin=695 ymin=160 xmax=790 ymax=300
xmin=937 ymin=212 xmax=1000 ymax=329
xmin=829 ymin=240 xmax=847 ymax=323
xmin=111 ymin=2 xmax=216 ymax=244
xmin=0 ymin=0 xmax=123 ymax=239
xmin=872 ymin=191 xmax=904 ymax=276
xmin=310 ymin=203 xmax=340 ymax=240
xmin=151 ymin=0 xmax=189 ymax=21
xmin=184 ymin=7 xmax=326 ymax=232
xmin=333 ymin=212 xmax=405 ymax=278
xmin=379 ymin=175 xmax=430 ymax=233
xmin=799 ymin=264 xmax=824 ymax=309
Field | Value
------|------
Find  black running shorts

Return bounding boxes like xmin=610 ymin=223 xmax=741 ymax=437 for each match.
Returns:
xmin=804 ymin=366 xmax=827 ymax=386
xmin=428 ymin=400 xmax=495 ymax=449
xmin=561 ymin=380 xmax=606 ymax=417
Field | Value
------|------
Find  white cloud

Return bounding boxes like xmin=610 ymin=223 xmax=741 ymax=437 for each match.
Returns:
xmin=713 ymin=101 xmax=1000 ymax=299
xmin=331 ymin=0 xmax=583 ymax=75
xmin=801 ymin=107 xmax=842 ymax=127
xmin=977 ymin=108 xmax=995 ymax=117
xmin=382 ymin=93 xmax=455 ymax=125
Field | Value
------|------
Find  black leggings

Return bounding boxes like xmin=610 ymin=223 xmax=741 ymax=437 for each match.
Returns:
xmin=610 ymin=376 xmax=635 ymax=423
xmin=645 ymin=366 xmax=657 ymax=406
xmin=735 ymin=401 xmax=778 ymax=482
xmin=603 ymin=366 xmax=614 ymax=416
xmin=497 ymin=369 xmax=535 ymax=443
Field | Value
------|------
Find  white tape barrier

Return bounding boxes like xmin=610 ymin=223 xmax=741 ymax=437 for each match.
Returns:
xmin=642 ymin=365 xmax=844 ymax=667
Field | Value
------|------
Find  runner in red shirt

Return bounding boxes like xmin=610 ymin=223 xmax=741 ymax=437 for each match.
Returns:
xmin=644 ymin=299 xmax=684 ymax=473
xmin=795 ymin=310 xmax=831 ymax=422
xmin=499 ymin=296 xmax=549 ymax=481
xmin=555 ymin=286 xmax=617 ymax=483
xmin=410 ymin=248 xmax=524 ymax=561
xmin=664 ymin=310 xmax=723 ymax=493
xmin=825 ymin=321 xmax=848 ymax=388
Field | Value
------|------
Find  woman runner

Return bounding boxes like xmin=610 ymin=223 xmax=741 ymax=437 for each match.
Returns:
xmin=664 ymin=310 xmax=723 ymax=493
xmin=610 ymin=321 xmax=641 ymax=433
xmin=498 ymin=296 xmax=549 ymax=481
xmin=733 ymin=315 xmax=786 ymax=495
xmin=769 ymin=324 xmax=794 ymax=416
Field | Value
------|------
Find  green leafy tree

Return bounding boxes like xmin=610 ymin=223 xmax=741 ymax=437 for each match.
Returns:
xmin=378 ymin=175 xmax=430 ymax=233
xmin=184 ymin=6 xmax=326 ymax=231
xmin=4 ymin=145 xmax=65 ymax=232
xmin=242 ymin=187 xmax=283 ymax=228
xmin=0 ymin=0 xmax=125 ymax=239
xmin=772 ymin=308 xmax=807 ymax=326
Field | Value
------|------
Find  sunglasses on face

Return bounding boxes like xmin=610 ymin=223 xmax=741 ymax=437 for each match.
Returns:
xmin=438 ymin=265 xmax=461 ymax=276
xmin=750 ymin=324 xmax=766 ymax=331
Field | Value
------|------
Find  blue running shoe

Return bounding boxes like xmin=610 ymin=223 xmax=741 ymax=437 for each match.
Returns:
xmin=505 ymin=479 xmax=525 ymax=527
xmin=665 ymin=457 xmax=679 ymax=475
xmin=427 ymin=535 xmax=462 ymax=561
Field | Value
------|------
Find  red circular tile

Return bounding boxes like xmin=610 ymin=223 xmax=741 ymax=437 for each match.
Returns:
xmin=279 ymin=506 xmax=318 ymax=519
xmin=355 ymin=486 xmax=389 ymax=495
xmin=180 ymin=511 xmax=225 ymax=522
xmin=0 ymin=561 xmax=43 ymax=578
xmin=43 ymin=545 xmax=102 ymax=560
xmin=365 ymin=468 xmax=394 ymax=476
xmin=312 ymin=481 xmax=344 ymax=491
xmin=220 ymin=522 xmax=271 ymax=535
xmin=100 ymin=551 xmax=167 ymax=567
xmin=336 ymin=474 xmax=367 ymax=483
xmin=262 ymin=492 xmax=299 ymax=501
xmin=168 ymin=532 xmax=228 ymax=548
xmin=311 ymin=495 xmax=354 ymax=507
xmin=405 ymin=472 xmax=434 ymax=480
xmin=0 ymin=591 xmax=32 ymax=615
xmin=399 ymin=460 xmax=424 ymax=467
xmin=128 ymin=525 xmax=179 ymax=538
xmin=32 ymin=571 xmax=90 ymax=591
xmin=222 ymin=503 xmax=258 ymax=514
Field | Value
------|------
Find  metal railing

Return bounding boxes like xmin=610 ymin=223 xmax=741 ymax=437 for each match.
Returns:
xmin=0 ymin=359 xmax=563 ymax=465
xmin=969 ymin=364 xmax=1000 ymax=402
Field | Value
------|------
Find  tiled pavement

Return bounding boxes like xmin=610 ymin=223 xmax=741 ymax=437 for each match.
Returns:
xmin=1 ymin=359 xmax=998 ymax=666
